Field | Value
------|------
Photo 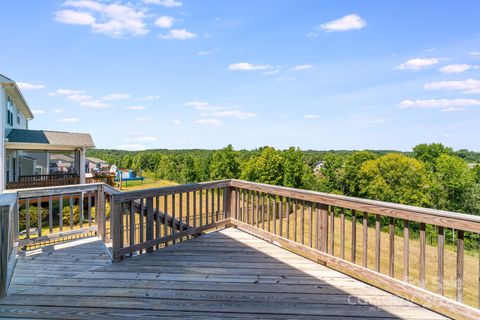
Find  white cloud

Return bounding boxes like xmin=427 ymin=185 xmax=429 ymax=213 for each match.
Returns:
xmin=80 ymin=100 xmax=110 ymax=108
xmin=194 ymin=119 xmax=222 ymax=126
xmin=160 ymin=29 xmax=197 ymax=40
xmin=142 ymin=0 xmax=182 ymax=7
xmin=102 ymin=93 xmax=131 ymax=100
xmin=117 ymin=144 xmax=145 ymax=151
xmin=54 ymin=9 xmax=96 ymax=25
xmin=154 ymin=16 xmax=174 ymax=28
xmin=208 ymin=110 xmax=256 ymax=119
xmin=32 ymin=109 xmax=46 ymax=115
xmin=424 ymin=78 xmax=480 ymax=94
xmin=17 ymin=82 xmax=46 ymax=90
xmin=304 ymin=114 xmax=320 ymax=119
xmin=56 ymin=1 xmax=149 ymax=38
xmin=442 ymin=107 xmax=466 ymax=112
xmin=125 ymin=105 xmax=146 ymax=110
xmin=318 ymin=14 xmax=366 ymax=32
xmin=470 ymin=51 xmax=480 ymax=57
xmin=134 ymin=116 xmax=152 ymax=122
xmin=262 ymin=69 xmax=280 ymax=75
xmin=395 ymin=58 xmax=440 ymax=70
xmin=197 ymin=49 xmax=217 ymax=56
xmin=186 ymin=101 xmax=232 ymax=111
xmin=49 ymin=88 xmax=84 ymax=96
xmin=59 ymin=117 xmax=80 ymax=123
xmin=67 ymin=94 xmax=92 ymax=102
xmin=399 ymin=98 xmax=480 ymax=108
xmin=172 ymin=119 xmax=181 ymax=125
xmin=138 ymin=95 xmax=160 ymax=101
xmin=292 ymin=64 xmax=314 ymax=71
xmin=54 ymin=108 xmax=65 ymax=113
xmin=229 ymin=62 xmax=270 ymax=71
xmin=438 ymin=64 xmax=472 ymax=74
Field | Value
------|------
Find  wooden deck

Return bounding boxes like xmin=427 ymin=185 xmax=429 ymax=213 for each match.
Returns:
xmin=0 ymin=228 xmax=446 ymax=319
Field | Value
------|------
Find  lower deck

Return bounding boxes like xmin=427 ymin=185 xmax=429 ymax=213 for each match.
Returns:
xmin=0 ymin=228 xmax=445 ymax=319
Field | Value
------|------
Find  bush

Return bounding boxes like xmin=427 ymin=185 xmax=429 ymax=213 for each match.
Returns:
xmin=19 ymin=205 xmax=49 ymax=231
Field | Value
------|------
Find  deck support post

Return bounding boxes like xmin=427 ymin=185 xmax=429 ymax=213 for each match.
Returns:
xmin=111 ymin=196 xmax=123 ymax=262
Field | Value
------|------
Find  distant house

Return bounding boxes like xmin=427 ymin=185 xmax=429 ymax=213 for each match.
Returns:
xmin=87 ymin=157 xmax=109 ymax=172
xmin=0 ymin=74 xmax=95 ymax=190
xmin=313 ymin=161 xmax=325 ymax=173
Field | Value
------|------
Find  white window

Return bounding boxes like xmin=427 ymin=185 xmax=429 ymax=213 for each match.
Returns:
xmin=6 ymin=96 xmax=14 ymax=126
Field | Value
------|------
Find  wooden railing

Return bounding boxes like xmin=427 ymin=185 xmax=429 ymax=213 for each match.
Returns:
xmin=18 ymin=173 xmax=78 ymax=181
xmin=0 ymin=193 xmax=17 ymax=298
xmin=227 ymin=179 xmax=480 ymax=319
xmin=2 ymin=179 xmax=480 ymax=319
xmin=110 ymin=180 xmax=232 ymax=261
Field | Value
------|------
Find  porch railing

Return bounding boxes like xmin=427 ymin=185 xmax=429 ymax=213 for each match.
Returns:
xmin=1 ymin=179 xmax=480 ymax=319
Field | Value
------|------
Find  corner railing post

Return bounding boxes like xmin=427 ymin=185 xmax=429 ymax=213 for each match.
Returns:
xmin=0 ymin=204 xmax=11 ymax=298
xmin=111 ymin=195 xmax=123 ymax=262
xmin=96 ymin=185 xmax=106 ymax=241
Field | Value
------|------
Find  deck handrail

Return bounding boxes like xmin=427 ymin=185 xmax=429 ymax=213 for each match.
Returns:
xmin=0 ymin=193 xmax=18 ymax=298
xmin=2 ymin=179 xmax=480 ymax=318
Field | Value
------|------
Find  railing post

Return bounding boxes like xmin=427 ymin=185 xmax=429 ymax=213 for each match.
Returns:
xmin=111 ymin=195 xmax=123 ymax=262
xmin=96 ymin=185 xmax=106 ymax=241
xmin=0 ymin=205 xmax=9 ymax=298
xmin=224 ymin=187 xmax=232 ymax=220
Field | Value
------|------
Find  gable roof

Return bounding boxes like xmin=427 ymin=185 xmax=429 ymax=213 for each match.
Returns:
xmin=6 ymin=129 xmax=95 ymax=149
xmin=0 ymin=74 xmax=34 ymax=120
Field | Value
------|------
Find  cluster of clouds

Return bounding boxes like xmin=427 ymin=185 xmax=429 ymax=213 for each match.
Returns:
xmin=397 ymin=52 xmax=480 ymax=112
xmin=308 ymin=14 xmax=366 ymax=37
xmin=54 ymin=0 xmax=196 ymax=40
xmin=186 ymin=101 xmax=256 ymax=126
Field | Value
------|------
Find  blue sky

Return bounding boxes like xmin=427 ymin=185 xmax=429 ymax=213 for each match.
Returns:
xmin=1 ymin=1 xmax=480 ymax=151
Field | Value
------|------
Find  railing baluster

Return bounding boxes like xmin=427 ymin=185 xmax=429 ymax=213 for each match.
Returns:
xmin=255 ymin=192 xmax=259 ymax=228
xmin=164 ymin=195 xmax=169 ymax=246
xmin=171 ymin=194 xmax=176 ymax=243
xmin=139 ymin=199 xmax=144 ymax=247
xmin=390 ymin=217 xmax=395 ymax=277
xmin=293 ymin=199 xmax=297 ymax=242
xmin=26 ymin=200 xmax=30 ymax=239
xmin=404 ymin=220 xmax=410 ymax=282
xmin=125 ymin=202 xmax=129 ymax=246
xmin=193 ymin=192 xmax=197 ymax=229
xmin=179 ymin=193 xmax=183 ymax=241
xmin=69 ymin=195 xmax=74 ymax=230
xmin=235 ymin=189 xmax=239 ymax=220
xmin=309 ymin=204 xmax=313 ymax=248
xmin=419 ymin=222 xmax=426 ymax=288
xmin=146 ymin=197 xmax=154 ymax=252
xmin=250 ymin=191 xmax=254 ymax=226
xmin=48 ymin=196 xmax=53 ymax=233
xmin=129 ymin=201 xmax=135 ymax=250
xmin=375 ymin=214 xmax=381 ymax=272
xmin=279 ymin=196 xmax=283 ymax=237
xmin=267 ymin=195 xmax=271 ymax=232
xmin=155 ymin=196 xmax=160 ymax=243
xmin=300 ymin=201 xmax=304 ymax=245
xmin=187 ymin=192 xmax=191 ymax=236
xmin=217 ymin=188 xmax=220 ymax=222
xmin=205 ymin=189 xmax=209 ymax=225
xmin=199 ymin=190 xmax=203 ymax=227
xmin=79 ymin=192 xmax=84 ymax=229
xmin=456 ymin=230 xmax=464 ymax=302
xmin=341 ymin=208 xmax=345 ymax=260
xmin=87 ymin=192 xmax=92 ymax=227
xmin=37 ymin=198 xmax=42 ymax=237
xmin=286 ymin=198 xmax=290 ymax=239
xmin=363 ymin=211 xmax=368 ymax=267
xmin=438 ymin=226 xmax=444 ymax=295
xmin=352 ymin=210 xmax=356 ymax=263
xmin=320 ymin=204 xmax=328 ymax=253
xmin=261 ymin=194 xmax=265 ymax=230
xmin=330 ymin=207 xmax=335 ymax=256
xmin=58 ymin=195 xmax=63 ymax=232
xmin=273 ymin=196 xmax=277 ymax=235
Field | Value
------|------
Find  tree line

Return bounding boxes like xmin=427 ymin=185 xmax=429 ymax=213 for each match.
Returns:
xmin=88 ymin=143 xmax=480 ymax=215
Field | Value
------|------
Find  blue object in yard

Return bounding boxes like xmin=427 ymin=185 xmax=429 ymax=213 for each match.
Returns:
xmin=114 ymin=170 xmax=144 ymax=181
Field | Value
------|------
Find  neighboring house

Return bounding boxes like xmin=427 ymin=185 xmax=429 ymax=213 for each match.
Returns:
xmin=87 ymin=157 xmax=109 ymax=172
xmin=0 ymin=74 xmax=95 ymax=190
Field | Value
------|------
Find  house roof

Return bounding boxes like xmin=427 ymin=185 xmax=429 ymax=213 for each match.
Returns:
xmin=6 ymin=129 xmax=95 ymax=150
xmin=87 ymin=157 xmax=107 ymax=164
xmin=0 ymin=74 xmax=34 ymax=120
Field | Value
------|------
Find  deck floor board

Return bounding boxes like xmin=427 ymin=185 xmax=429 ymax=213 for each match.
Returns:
xmin=1 ymin=228 xmax=446 ymax=319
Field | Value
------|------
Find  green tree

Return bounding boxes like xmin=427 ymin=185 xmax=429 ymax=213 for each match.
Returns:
xmin=412 ymin=143 xmax=453 ymax=169
xmin=317 ymin=153 xmax=345 ymax=194
xmin=241 ymin=147 xmax=284 ymax=185
xmin=282 ymin=147 xmax=314 ymax=189
xmin=210 ymin=144 xmax=240 ymax=180
xmin=343 ymin=151 xmax=377 ymax=196
xmin=358 ymin=153 xmax=431 ymax=207
xmin=433 ymin=154 xmax=477 ymax=213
